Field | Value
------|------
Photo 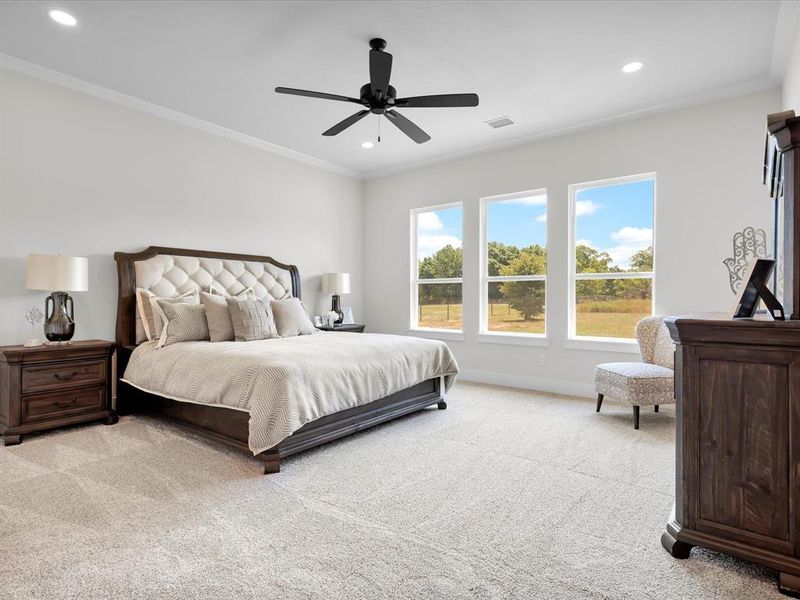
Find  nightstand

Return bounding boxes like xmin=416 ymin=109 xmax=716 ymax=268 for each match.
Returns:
xmin=0 ymin=340 xmax=116 ymax=446
xmin=317 ymin=324 xmax=366 ymax=333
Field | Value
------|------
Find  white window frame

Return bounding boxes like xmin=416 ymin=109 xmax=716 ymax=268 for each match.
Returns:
xmin=567 ymin=172 xmax=656 ymax=350
xmin=410 ymin=202 xmax=464 ymax=338
xmin=478 ymin=189 xmax=549 ymax=347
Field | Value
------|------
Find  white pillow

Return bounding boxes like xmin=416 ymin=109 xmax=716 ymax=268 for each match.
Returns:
xmin=271 ymin=298 xmax=316 ymax=338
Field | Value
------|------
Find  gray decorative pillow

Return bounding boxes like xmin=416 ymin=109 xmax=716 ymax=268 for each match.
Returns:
xmin=200 ymin=288 xmax=255 ymax=342
xmin=155 ymin=301 xmax=209 ymax=348
xmin=271 ymin=298 xmax=316 ymax=338
xmin=226 ymin=297 xmax=279 ymax=342
xmin=136 ymin=288 xmax=199 ymax=341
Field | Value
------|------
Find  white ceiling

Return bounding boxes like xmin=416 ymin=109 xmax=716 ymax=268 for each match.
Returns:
xmin=0 ymin=1 xmax=789 ymax=177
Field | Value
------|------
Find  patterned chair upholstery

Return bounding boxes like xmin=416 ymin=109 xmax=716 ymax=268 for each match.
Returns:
xmin=594 ymin=316 xmax=675 ymax=429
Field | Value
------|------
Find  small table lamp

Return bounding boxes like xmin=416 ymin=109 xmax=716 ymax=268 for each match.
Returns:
xmin=26 ymin=254 xmax=88 ymax=343
xmin=321 ymin=272 xmax=350 ymax=325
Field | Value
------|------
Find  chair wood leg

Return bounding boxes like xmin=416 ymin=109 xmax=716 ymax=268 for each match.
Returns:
xmin=654 ymin=405 xmax=659 ymax=413
xmin=596 ymin=393 xmax=604 ymax=413
xmin=633 ymin=406 xmax=640 ymax=430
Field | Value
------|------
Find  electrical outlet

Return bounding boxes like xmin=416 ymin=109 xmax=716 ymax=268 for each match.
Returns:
xmin=537 ymin=353 xmax=546 ymax=367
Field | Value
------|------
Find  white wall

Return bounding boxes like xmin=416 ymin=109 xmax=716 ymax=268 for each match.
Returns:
xmin=363 ymin=88 xmax=780 ymax=396
xmin=0 ymin=68 xmax=363 ymax=345
xmin=784 ymin=13 xmax=800 ymax=110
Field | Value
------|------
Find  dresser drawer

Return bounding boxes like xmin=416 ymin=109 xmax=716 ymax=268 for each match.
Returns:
xmin=21 ymin=386 xmax=106 ymax=423
xmin=21 ymin=360 xmax=106 ymax=393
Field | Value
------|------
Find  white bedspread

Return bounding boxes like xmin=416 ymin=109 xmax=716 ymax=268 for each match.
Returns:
xmin=122 ymin=332 xmax=459 ymax=454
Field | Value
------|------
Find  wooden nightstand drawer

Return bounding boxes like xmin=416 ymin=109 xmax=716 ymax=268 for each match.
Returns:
xmin=21 ymin=386 xmax=106 ymax=423
xmin=21 ymin=360 xmax=106 ymax=393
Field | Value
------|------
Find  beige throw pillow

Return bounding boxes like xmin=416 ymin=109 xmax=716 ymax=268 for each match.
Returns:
xmin=226 ymin=297 xmax=279 ymax=341
xmin=155 ymin=301 xmax=209 ymax=348
xmin=200 ymin=288 xmax=255 ymax=342
xmin=271 ymin=298 xmax=316 ymax=338
xmin=136 ymin=288 xmax=199 ymax=341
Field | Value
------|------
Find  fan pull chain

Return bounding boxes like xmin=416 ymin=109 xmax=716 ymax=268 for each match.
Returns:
xmin=378 ymin=116 xmax=381 ymax=143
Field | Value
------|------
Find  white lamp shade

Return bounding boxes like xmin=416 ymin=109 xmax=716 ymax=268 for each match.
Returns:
xmin=26 ymin=254 xmax=89 ymax=292
xmin=321 ymin=272 xmax=350 ymax=294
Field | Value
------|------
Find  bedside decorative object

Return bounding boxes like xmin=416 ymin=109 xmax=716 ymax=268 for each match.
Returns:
xmin=0 ymin=340 xmax=116 ymax=446
xmin=342 ymin=306 xmax=354 ymax=325
xmin=26 ymin=254 xmax=89 ymax=343
xmin=313 ymin=315 xmax=323 ymax=327
xmin=723 ymin=226 xmax=769 ymax=294
xmin=321 ymin=272 xmax=350 ymax=324
xmin=24 ymin=306 xmax=44 ymax=347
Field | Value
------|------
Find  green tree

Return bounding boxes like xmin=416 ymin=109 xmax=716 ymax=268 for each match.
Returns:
xmin=629 ymin=246 xmax=653 ymax=272
xmin=618 ymin=246 xmax=653 ymax=299
xmin=498 ymin=247 xmax=546 ymax=320
xmin=418 ymin=245 xmax=463 ymax=305
xmin=487 ymin=241 xmax=521 ymax=276
xmin=575 ymin=244 xmax=619 ymax=298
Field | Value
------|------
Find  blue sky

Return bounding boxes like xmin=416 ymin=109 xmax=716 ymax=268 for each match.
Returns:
xmin=417 ymin=179 xmax=653 ymax=270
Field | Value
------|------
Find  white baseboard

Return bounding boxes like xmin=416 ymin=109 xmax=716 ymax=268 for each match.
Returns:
xmin=457 ymin=368 xmax=595 ymax=399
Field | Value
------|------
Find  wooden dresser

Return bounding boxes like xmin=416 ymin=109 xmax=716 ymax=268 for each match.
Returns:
xmin=662 ymin=316 xmax=800 ymax=596
xmin=0 ymin=340 xmax=116 ymax=446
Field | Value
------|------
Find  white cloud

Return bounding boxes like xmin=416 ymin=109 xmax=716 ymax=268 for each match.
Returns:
xmin=603 ymin=227 xmax=652 ymax=269
xmin=610 ymin=226 xmax=653 ymax=244
xmin=575 ymin=200 xmax=600 ymax=217
xmin=417 ymin=211 xmax=443 ymax=231
xmin=418 ymin=234 xmax=462 ymax=258
xmin=503 ymin=194 xmax=547 ymax=206
xmin=576 ymin=239 xmax=593 ymax=247
xmin=535 ymin=212 xmax=547 ymax=223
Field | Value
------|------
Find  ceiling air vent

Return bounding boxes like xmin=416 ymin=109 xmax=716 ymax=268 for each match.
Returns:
xmin=486 ymin=116 xmax=514 ymax=129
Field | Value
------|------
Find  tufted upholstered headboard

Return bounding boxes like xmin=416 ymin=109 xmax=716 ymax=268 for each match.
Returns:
xmin=114 ymin=246 xmax=300 ymax=348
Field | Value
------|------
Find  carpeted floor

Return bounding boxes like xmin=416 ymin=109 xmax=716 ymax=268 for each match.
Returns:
xmin=0 ymin=382 xmax=781 ymax=599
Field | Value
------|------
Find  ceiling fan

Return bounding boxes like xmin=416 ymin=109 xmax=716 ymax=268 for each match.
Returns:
xmin=275 ymin=38 xmax=479 ymax=144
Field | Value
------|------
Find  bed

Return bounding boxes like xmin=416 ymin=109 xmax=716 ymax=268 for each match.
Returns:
xmin=114 ymin=246 xmax=458 ymax=474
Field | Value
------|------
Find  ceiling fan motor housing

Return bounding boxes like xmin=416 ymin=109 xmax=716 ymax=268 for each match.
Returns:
xmin=360 ymin=84 xmax=396 ymax=113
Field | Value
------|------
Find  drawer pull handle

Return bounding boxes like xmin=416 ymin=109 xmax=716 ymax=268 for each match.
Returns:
xmin=54 ymin=371 xmax=79 ymax=381
xmin=54 ymin=398 xmax=78 ymax=408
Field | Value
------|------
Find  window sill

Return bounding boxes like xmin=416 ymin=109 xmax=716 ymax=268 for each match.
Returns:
xmin=477 ymin=333 xmax=549 ymax=347
xmin=563 ymin=337 xmax=640 ymax=354
xmin=408 ymin=328 xmax=465 ymax=342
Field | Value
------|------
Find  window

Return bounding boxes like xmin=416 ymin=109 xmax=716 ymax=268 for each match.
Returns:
xmin=411 ymin=203 xmax=463 ymax=331
xmin=480 ymin=190 xmax=548 ymax=338
xmin=569 ymin=174 xmax=655 ymax=340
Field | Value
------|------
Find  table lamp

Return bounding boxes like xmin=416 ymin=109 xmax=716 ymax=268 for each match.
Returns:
xmin=321 ymin=272 xmax=350 ymax=325
xmin=26 ymin=254 xmax=89 ymax=343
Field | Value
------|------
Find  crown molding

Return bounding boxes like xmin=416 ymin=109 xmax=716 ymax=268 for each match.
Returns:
xmin=363 ymin=76 xmax=780 ymax=180
xmin=0 ymin=53 xmax=362 ymax=180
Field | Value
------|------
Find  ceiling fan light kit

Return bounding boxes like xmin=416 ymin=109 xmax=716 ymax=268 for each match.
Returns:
xmin=275 ymin=38 xmax=479 ymax=144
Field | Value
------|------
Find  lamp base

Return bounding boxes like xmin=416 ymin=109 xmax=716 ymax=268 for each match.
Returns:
xmin=331 ymin=294 xmax=344 ymax=324
xmin=44 ymin=291 xmax=75 ymax=342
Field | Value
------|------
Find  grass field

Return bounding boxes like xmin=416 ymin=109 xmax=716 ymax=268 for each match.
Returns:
xmin=418 ymin=297 xmax=650 ymax=338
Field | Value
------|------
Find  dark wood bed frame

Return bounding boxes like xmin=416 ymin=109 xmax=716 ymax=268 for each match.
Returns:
xmin=114 ymin=246 xmax=446 ymax=474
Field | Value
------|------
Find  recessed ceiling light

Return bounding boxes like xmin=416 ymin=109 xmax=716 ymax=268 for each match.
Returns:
xmin=361 ymin=141 xmax=374 ymax=149
xmin=622 ymin=61 xmax=643 ymax=74
xmin=49 ymin=9 xmax=77 ymax=27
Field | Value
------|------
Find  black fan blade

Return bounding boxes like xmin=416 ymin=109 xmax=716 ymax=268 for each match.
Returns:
xmin=275 ymin=87 xmax=363 ymax=105
xmin=369 ymin=50 xmax=393 ymax=100
xmin=384 ymin=110 xmax=430 ymax=144
xmin=395 ymin=93 xmax=479 ymax=108
xmin=322 ymin=110 xmax=370 ymax=136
